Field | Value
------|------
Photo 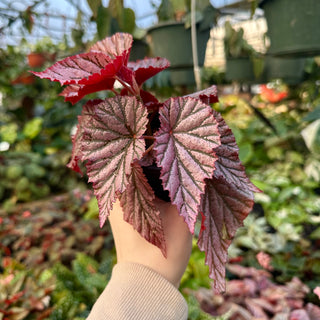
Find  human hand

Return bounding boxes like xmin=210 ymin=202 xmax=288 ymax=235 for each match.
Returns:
xmin=108 ymin=198 xmax=193 ymax=288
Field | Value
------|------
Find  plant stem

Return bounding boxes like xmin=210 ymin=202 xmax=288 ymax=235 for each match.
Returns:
xmin=114 ymin=76 xmax=138 ymax=96
xmin=143 ymin=143 xmax=154 ymax=157
xmin=142 ymin=135 xmax=155 ymax=141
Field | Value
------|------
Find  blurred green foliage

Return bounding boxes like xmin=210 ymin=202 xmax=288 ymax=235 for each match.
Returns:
xmin=0 ymin=38 xmax=85 ymax=208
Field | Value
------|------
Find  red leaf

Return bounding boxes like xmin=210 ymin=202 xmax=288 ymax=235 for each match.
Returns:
xmin=60 ymin=81 xmax=115 ymax=105
xmin=80 ymin=96 xmax=148 ymax=227
xmin=128 ymin=57 xmax=170 ymax=86
xmin=119 ymin=161 xmax=166 ymax=256
xmin=139 ymin=90 xmax=160 ymax=109
xmin=32 ymin=51 xmax=114 ymax=86
xmin=67 ymin=99 xmax=102 ymax=173
xmin=154 ymin=97 xmax=220 ymax=233
xmin=117 ymin=65 xmax=135 ymax=86
xmin=185 ymin=85 xmax=219 ymax=104
xmin=5 ymin=291 xmax=25 ymax=305
xmin=198 ymin=176 xmax=255 ymax=293
xmin=33 ymin=33 xmax=134 ymax=102
xmin=212 ymin=109 xmax=261 ymax=193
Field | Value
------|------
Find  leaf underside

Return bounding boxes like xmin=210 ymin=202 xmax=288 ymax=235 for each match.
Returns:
xmin=128 ymin=57 xmax=170 ymax=85
xmin=80 ymin=96 xmax=148 ymax=227
xmin=60 ymin=81 xmax=115 ymax=105
xmin=154 ymin=97 xmax=221 ymax=233
xmin=119 ymin=161 xmax=166 ymax=256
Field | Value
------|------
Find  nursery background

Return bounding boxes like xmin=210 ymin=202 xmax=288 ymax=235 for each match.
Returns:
xmin=1 ymin=0 xmax=320 ymax=319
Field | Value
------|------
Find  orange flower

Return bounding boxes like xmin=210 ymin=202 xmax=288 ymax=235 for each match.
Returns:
xmin=260 ymin=84 xmax=288 ymax=103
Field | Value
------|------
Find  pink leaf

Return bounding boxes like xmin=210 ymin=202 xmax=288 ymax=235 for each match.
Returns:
xmin=198 ymin=176 xmax=255 ymax=293
xmin=186 ymin=85 xmax=219 ymax=104
xmin=256 ymin=251 xmax=274 ymax=271
xmin=128 ymin=57 xmax=170 ymax=85
xmin=119 ymin=161 xmax=166 ymax=256
xmin=80 ymin=96 xmax=148 ymax=227
xmin=67 ymin=99 xmax=102 ymax=173
xmin=306 ymin=303 xmax=320 ymax=320
xmin=212 ymin=109 xmax=261 ymax=193
xmin=227 ymin=264 xmax=271 ymax=279
xmin=139 ymin=149 xmax=157 ymax=167
xmin=90 ymin=32 xmax=133 ymax=65
xmin=290 ymin=309 xmax=310 ymax=320
xmin=154 ymin=97 xmax=220 ymax=233
xmin=245 ymin=298 xmax=269 ymax=319
xmin=314 ymin=287 xmax=320 ymax=300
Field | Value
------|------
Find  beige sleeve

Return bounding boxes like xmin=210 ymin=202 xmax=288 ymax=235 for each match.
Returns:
xmin=86 ymin=262 xmax=188 ymax=320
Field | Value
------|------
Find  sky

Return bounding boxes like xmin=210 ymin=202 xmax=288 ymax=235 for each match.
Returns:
xmin=48 ymin=0 xmax=238 ymax=28
xmin=0 ymin=0 xmax=240 ymax=47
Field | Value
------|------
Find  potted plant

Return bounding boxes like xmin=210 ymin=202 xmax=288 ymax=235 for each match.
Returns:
xmin=32 ymin=32 xmax=260 ymax=293
xmin=27 ymin=37 xmax=57 ymax=68
xmin=224 ymin=21 xmax=264 ymax=83
xmin=146 ymin=0 xmax=219 ymax=86
xmin=259 ymin=0 xmax=320 ymax=57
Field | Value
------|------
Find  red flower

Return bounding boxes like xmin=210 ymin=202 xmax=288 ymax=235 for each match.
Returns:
xmin=260 ymin=84 xmax=288 ymax=103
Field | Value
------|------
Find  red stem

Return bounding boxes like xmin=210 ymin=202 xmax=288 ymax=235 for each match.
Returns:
xmin=142 ymin=135 xmax=155 ymax=141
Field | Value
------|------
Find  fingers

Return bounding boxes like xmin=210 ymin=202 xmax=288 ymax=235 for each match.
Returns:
xmin=108 ymin=199 xmax=193 ymax=287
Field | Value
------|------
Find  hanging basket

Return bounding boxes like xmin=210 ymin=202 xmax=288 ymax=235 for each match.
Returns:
xmin=169 ymin=68 xmax=196 ymax=87
xmin=146 ymin=22 xmax=210 ymax=69
xmin=225 ymin=57 xmax=257 ymax=83
xmin=129 ymin=39 xmax=149 ymax=61
xmin=265 ymin=56 xmax=306 ymax=85
xmin=260 ymin=0 xmax=320 ymax=57
xmin=27 ymin=53 xmax=46 ymax=68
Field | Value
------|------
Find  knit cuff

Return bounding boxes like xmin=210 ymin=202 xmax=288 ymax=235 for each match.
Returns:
xmin=87 ymin=262 xmax=188 ymax=320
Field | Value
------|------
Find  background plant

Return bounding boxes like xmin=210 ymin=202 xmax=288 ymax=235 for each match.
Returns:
xmin=0 ymin=38 xmax=85 ymax=210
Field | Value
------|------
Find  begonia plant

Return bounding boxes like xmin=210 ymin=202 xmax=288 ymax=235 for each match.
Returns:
xmin=32 ymin=32 xmax=260 ymax=293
